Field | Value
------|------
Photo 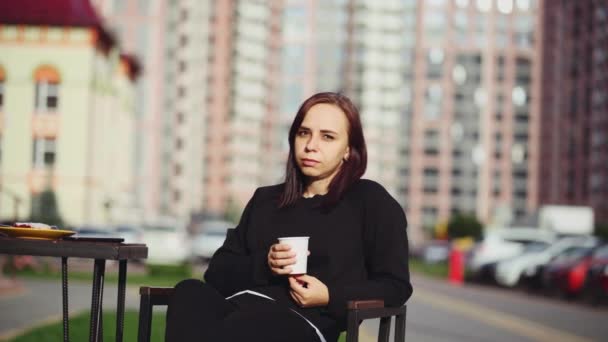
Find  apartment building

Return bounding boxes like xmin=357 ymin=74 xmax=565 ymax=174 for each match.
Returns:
xmin=539 ymin=0 xmax=608 ymax=223
xmin=342 ymin=0 xmax=541 ymax=240
xmin=204 ymin=0 xmax=283 ymax=214
xmin=0 ymin=0 xmax=139 ymax=225
xmin=92 ymin=0 xmax=210 ymax=220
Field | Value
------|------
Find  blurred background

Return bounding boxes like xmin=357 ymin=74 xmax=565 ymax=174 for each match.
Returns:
xmin=0 ymin=0 xmax=607 ymax=252
xmin=1 ymin=1 xmax=608 ymax=341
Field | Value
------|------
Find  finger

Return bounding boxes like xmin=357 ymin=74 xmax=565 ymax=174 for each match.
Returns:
xmin=272 ymin=244 xmax=292 ymax=252
xmin=307 ymin=250 xmax=311 ymax=256
xmin=271 ymin=250 xmax=296 ymax=259
xmin=289 ymin=290 xmax=304 ymax=306
xmin=289 ymin=276 xmax=307 ymax=293
xmin=272 ymin=266 xmax=293 ymax=275
xmin=295 ymin=274 xmax=315 ymax=284
xmin=269 ymin=257 xmax=296 ymax=268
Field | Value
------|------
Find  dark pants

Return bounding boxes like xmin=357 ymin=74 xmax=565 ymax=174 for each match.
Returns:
xmin=165 ymin=279 xmax=323 ymax=342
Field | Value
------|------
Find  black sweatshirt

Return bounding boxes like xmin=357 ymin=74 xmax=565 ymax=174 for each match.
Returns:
xmin=204 ymin=179 xmax=412 ymax=334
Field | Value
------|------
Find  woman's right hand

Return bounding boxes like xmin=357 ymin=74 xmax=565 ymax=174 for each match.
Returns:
xmin=267 ymin=243 xmax=296 ymax=275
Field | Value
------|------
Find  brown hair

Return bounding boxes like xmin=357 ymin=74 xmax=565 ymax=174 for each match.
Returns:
xmin=278 ymin=92 xmax=367 ymax=208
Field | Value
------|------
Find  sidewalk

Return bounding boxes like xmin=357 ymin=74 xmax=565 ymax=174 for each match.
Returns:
xmin=0 ymin=278 xmax=24 ymax=298
xmin=0 ymin=278 xmax=141 ymax=340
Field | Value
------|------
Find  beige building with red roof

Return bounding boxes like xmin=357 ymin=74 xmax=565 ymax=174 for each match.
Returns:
xmin=0 ymin=0 xmax=140 ymax=227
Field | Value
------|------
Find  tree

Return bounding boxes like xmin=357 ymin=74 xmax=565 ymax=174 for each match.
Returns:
xmin=447 ymin=214 xmax=483 ymax=241
xmin=223 ymin=197 xmax=242 ymax=224
xmin=595 ymin=222 xmax=608 ymax=241
xmin=30 ymin=189 xmax=63 ymax=226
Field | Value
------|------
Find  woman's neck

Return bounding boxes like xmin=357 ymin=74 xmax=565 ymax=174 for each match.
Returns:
xmin=303 ymin=178 xmax=330 ymax=198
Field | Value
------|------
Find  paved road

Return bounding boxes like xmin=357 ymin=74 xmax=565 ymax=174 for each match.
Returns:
xmin=361 ymin=274 xmax=608 ymax=342
xmin=1 ymin=273 xmax=607 ymax=341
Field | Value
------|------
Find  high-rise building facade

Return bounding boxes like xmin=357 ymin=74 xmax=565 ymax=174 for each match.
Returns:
xmin=161 ymin=0 xmax=210 ymax=218
xmin=390 ymin=0 xmax=542 ymax=241
xmin=204 ymin=0 xmax=284 ymax=215
xmin=93 ymin=0 xmax=210 ymax=220
xmin=343 ymin=0 xmax=415 ymax=202
xmin=539 ymin=0 xmax=608 ymax=223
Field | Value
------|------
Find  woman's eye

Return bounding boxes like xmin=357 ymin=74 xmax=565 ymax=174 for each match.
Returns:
xmin=297 ymin=130 xmax=309 ymax=137
xmin=323 ymin=134 xmax=334 ymax=140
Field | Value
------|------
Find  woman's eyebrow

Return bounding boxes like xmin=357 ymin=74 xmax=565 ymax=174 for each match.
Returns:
xmin=299 ymin=125 xmax=339 ymax=135
xmin=320 ymin=129 xmax=338 ymax=135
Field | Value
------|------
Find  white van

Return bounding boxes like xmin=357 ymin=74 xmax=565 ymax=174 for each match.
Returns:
xmin=143 ymin=218 xmax=191 ymax=265
xmin=468 ymin=227 xmax=556 ymax=280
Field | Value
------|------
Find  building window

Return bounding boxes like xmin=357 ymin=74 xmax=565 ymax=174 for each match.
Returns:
xmin=35 ymin=82 xmax=59 ymax=110
xmin=0 ymin=66 xmax=4 ymax=110
xmin=177 ymin=86 xmax=186 ymax=98
xmin=0 ymin=81 xmax=4 ymax=110
xmin=114 ymin=0 xmax=127 ymax=12
xmin=422 ymin=206 xmax=438 ymax=226
xmin=33 ymin=65 xmax=61 ymax=112
xmin=179 ymin=34 xmax=188 ymax=47
xmin=32 ymin=138 xmax=56 ymax=168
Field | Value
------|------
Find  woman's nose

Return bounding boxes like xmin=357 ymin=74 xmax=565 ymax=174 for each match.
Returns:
xmin=305 ymin=136 xmax=319 ymax=151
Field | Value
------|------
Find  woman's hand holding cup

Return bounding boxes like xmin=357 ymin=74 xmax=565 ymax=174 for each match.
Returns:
xmin=267 ymin=243 xmax=297 ymax=275
xmin=268 ymin=237 xmax=310 ymax=276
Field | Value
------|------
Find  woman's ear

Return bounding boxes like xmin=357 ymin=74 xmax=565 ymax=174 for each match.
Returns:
xmin=343 ymin=147 xmax=350 ymax=162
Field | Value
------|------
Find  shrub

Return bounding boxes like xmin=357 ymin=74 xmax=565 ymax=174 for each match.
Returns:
xmin=447 ymin=214 xmax=483 ymax=241
xmin=595 ymin=222 xmax=608 ymax=241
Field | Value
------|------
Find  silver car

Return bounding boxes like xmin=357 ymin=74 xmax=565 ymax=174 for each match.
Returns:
xmin=191 ymin=220 xmax=234 ymax=263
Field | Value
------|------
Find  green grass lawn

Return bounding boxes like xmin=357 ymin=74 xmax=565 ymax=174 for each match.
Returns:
xmin=409 ymin=258 xmax=449 ymax=278
xmin=8 ymin=310 xmax=166 ymax=342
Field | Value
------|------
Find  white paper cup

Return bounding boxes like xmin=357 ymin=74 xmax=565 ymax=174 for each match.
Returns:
xmin=278 ymin=236 xmax=309 ymax=275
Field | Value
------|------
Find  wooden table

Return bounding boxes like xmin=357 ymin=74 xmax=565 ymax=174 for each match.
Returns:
xmin=0 ymin=237 xmax=147 ymax=342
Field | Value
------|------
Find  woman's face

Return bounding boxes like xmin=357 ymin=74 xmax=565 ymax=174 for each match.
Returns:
xmin=294 ymin=103 xmax=350 ymax=185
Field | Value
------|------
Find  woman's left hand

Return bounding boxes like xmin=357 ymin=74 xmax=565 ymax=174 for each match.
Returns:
xmin=288 ymin=274 xmax=329 ymax=308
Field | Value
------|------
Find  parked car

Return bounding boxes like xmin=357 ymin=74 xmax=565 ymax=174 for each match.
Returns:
xmin=419 ymin=240 xmax=451 ymax=264
xmin=542 ymin=245 xmax=598 ymax=298
xmin=468 ymin=227 xmax=556 ymax=281
xmin=581 ymin=244 xmax=608 ymax=306
xmin=143 ymin=219 xmax=191 ymax=265
xmin=495 ymin=236 xmax=597 ymax=288
xmin=190 ymin=220 xmax=233 ymax=263
xmin=114 ymin=225 xmax=144 ymax=244
xmin=73 ymin=226 xmax=115 ymax=238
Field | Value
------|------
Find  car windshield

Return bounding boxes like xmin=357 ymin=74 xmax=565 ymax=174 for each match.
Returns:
xmin=554 ymin=247 xmax=591 ymax=262
xmin=77 ymin=228 xmax=111 ymax=235
xmin=116 ymin=227 xmax=138 ymax=232
xmin=592 ymin=245 xmax=608 ymax=259
xmin=144 ymin=226 xmax=176 ymax=232
xmin=523 ymin=242 xmax=549 ymax=253
xmin=204 ymin=230 xmax=228 ymax=237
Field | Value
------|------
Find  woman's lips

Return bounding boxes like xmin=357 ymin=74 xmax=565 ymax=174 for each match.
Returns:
xmin=301 ymin=158 xmax=319 ymax=167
